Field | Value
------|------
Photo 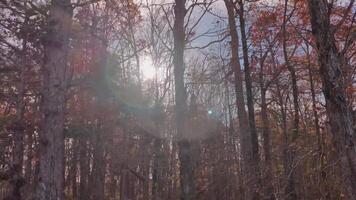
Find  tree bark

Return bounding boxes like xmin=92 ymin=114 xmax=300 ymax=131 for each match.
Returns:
xmin=173 ymin=0 xmax=195 ymax=199
xmin=224 ymin=1 xmax=253 ymax=199
xmin=283 ymin=0 xmax=299 ymax=138
xmin=305 ymin=46 xmax=327 ymax=198
xmin=37 ymin=0 xmax=72 ymax=199
xmin=152 ymin=137 xmax=163 ymax=200
xmin=237 ymin=0 xmax=259 ymax=166
xmin=90 ymin=131 xmax=105 ymax=200
xmin=68 ymin=140 xmax=78 ymax=199
xmin=307 ymin=1 xmax=356 ymax=199
xmin=79 ymin=138 xmax=89 ymax=200
xmin=258 ymin=43 xmax=279 ymax=200
xmin=237 ymin=1 xmax=261 ymax=199
xmin=260 ymin=88 xmax=275 ymax=200
xmin=305 ymin=45 xmax=323 ymax=163
xmin=8 ymin=6 xmax=29 ymax=199
xmin=259 ymin=56 xmax=275 ymax=200
xmin=282 ymin=2 xmax=298 ymax=199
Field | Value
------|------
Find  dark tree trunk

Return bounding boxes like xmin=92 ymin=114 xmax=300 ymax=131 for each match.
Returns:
xmin=25 ymin=130 xmax=33 ymax=184
xmin=273 ymin=54 xmax=295 ymax=200
xmin=283 ymin=0 xmax=300 ymax=138
xmin=305 ymin=45 xmax=323 ymax=163
xmin=282 ymin=2 xmax=299 ymax=199
xmin=305 ymin=46 xmax=327 ymax=197
xmin=68 ymin=140 xmax=78 ymax=199
xmin=90 ymin=131 xmax=105 ymax=200
xmin=260 ymin=88 xmax=275 ymax=200
xmin=152 ymin=138 xmax=162 ymax=200
xmin=79 ymin=138 xmax=89 ymax=200
xmin=307 ymin=1 xmax=356 ymax=199
xmin=258 ymin=48 xmax=275 ymax=200
xmin=237 ymin=1 xmax=261 ymax=199
xmin=173 ymin=0 xmax=195 ymax=199
xmin=37 ymin=0 xmax=72 ymax=199
xmin=8 ymin=6 xmax=29 ymax=200
xmin=224 ymin=1 xmax=254 ymax=199
xmin=237 ymin=0 xmax=260 ymax=175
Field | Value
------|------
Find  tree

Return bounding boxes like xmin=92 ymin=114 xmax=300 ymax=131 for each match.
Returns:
xmin=173 ymin=0 xmax=196 ymax=199
xmin=236 ymin=1 xmax=261 ymax=198
xmin=0 ymin=0 xmax=355 ymax=199
xmin=223 ymin=0 xmax=255 ymax=199
xmin=37 ymin=0 xmax=72 ymax=199
xmin=307 ymin=0 xmax=356 ymax=199
xmin=281 ymin=1 xmax=299 ymax=199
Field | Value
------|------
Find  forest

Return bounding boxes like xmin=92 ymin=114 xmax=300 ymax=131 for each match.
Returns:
xmin=0 ymin=0 xmax=355 ymax=200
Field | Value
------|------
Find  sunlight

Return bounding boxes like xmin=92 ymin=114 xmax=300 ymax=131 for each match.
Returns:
xmin=141 ymin=56 xmax=156 ymax=80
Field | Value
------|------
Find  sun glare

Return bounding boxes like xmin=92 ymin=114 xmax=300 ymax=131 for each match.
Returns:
xmin=141 ymin=56 xmax=156 ymax=80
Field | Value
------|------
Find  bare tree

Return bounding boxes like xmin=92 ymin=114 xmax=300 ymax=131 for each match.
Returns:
xmin=173 ymin=0 xmax=196 ymax=199
xmin=223 ymin=0 xmax=254 ymax=199
xmin=236 ymin=1 xmax=261 ymax=198
xmin=307 ymin=0 xmax=356 ymax=199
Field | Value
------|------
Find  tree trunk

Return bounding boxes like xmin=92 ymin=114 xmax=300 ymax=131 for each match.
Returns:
xmin=69 ymin=140 xmax=79 ymax=199
xmin=90 ymin=131 xmax=105 ymax=200
xmin=273 ymin=53 xmax=294 ymax=200
xmin=79 ymin=138 xmax=89 ymax=200
xmin=8 ymin=6 xmax=29 ymax=199
xmin=173 ymin=1 xmax=195 ymax=199
xmin=305 ymin=45 xmax=323 ymax=164
xmin=283 ymin=0 xmax=299 ymax=138
xmin=224 ymin=1 xmax=253 ymax=199
xmin=258 ymin=49 xmax=275 ymax=200
xmin=305 ymin=46 xmax=327 ymax=198
xmin=307 ymin=1 xmax=356 ymax=199
xmin=25 ymin=129 xmax=33 ymax=184
xmin=282 ymin=2 xmax=299 ymax=199
xmin=237 ymin=1 xmax=261 ymax=199
xmin=260 ymin=88 xmax=275 ymax=200
xmin=152 ymin=137 xmax=162 ymax=200
xmin=37 ymin=0 xmax=72 ymax=199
